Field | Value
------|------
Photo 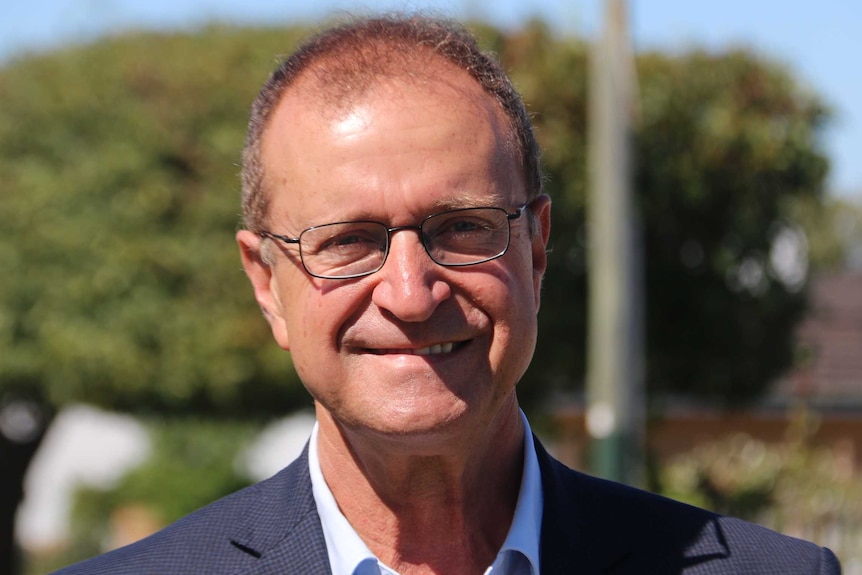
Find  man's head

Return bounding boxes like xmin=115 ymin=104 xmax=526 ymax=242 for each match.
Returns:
xmin=237 ymin=15 xmax=551 ymax=447
xmin=240 ymin=15 xmax=543 ymax=233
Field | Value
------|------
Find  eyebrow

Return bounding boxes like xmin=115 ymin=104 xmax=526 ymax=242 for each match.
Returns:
xmin=422 ymin=192 xmax=514 ymax=213
xmin=292 ymin=191 xmax=513 ymax=228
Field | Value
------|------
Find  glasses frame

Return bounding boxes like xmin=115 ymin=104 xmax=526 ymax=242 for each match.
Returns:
xmin=258 ymin=204 xmax=528 ymax=280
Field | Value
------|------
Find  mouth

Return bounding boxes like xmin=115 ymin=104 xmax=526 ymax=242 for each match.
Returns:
xmin=366 ymin=340 xmax=467 ymax=356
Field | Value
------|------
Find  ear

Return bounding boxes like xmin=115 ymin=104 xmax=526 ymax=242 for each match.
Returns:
xmin=236 ymin=230 xmax=291 ymax=350
xmin=528 ymin=194 xmax=552 ymax=311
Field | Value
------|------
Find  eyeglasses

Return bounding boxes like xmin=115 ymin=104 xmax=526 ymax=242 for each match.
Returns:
xmin=258 ymin=205 xmax=528 ymax=280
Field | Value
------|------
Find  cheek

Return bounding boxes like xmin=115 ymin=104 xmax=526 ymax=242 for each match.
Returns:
xmin=469 ymin=266 xmax=537 ymax=338
xmin=287 ymin=298 xmax=345 ymax=404
xmin=287 ymin=282 xmax=367 ymax=358
xmin=478 ymin=259 xmax=539 ymax=363
xmin=494 ymin=303 xmax=538 ymax=388
xmin=485 ymin=251 xmax=540 ymax=315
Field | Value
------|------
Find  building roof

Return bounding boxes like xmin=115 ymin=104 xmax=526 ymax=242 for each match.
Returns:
xmin=773 ymin=272 xmax=862 ymax=407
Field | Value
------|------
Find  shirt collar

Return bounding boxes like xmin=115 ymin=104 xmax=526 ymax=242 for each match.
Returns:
xmin=308 ymin=423 xmax=380 ymax=575
xmin=308 ymin=411 xmax=543 ymax=575
xmin=488 ymin=409 xmax=542 ymax=575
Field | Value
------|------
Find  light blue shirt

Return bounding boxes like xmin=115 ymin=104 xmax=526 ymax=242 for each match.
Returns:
xmin=308 ymin=411 xmax=543 ymax=575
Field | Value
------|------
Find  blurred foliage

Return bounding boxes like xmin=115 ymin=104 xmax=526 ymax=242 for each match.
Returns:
xmin=58 ymin=418 xmax=259 ymax=568
xmin=661 ymin=411 xmax=862 ymax=566
xmin=0 ymin=26 xmax=313 ymax=417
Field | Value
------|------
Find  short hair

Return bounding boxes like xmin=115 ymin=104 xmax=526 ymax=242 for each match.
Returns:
xmin=240 ymin=14 xmax=543 ymax=231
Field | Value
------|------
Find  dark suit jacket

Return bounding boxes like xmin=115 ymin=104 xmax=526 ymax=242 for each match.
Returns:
xmin=54 ymin=437 xmax=841 ymax=574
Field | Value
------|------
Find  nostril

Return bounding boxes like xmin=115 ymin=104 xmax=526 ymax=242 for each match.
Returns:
xmin=371 ymin=269 xmax=452 ymax=323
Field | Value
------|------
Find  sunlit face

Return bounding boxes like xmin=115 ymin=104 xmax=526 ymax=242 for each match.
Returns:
xmin=238 ymin=65 xmax=550 ymax=448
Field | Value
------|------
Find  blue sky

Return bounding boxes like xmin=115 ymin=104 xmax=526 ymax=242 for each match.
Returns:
xmin=2 ymin=0 xmax=860 ymax=197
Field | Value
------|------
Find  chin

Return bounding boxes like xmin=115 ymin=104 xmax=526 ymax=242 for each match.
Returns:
xmin=336 ymin=400 xmax=469 ymax=441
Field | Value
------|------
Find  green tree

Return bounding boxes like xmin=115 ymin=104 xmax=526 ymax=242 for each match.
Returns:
xmin=488 ymin=23 xmax=830 ymax=405
xmin=0 ymin=22 xmax=831 ymax=572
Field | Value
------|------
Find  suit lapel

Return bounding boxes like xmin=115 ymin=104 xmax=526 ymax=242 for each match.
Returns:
xmin=535 ymin=437 xmax=633 ymax=574
xmin=228 ymin=446 xmax=332 ymax=575
xmin=234 ymin=510 xmax=332 ymax=575
xmin=534 ymin=436 xmax=731 ymax=574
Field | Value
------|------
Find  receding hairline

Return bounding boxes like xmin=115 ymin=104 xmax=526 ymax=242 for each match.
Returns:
xmin=258 ymin=54 xmax=525 ymax=214
xmin=268 ymin=54 xmax=522 ymax=152
xmin=276 ymin=48 xmax=516 ymax=120
xmin=241 ymin=15 xmax=544 ymax=233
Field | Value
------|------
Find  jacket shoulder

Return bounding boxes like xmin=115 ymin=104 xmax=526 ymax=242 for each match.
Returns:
xmin=536 ymin=441 xmax=841 ymax=574
xmin=51 ymin=448 xmax=318 ymax=575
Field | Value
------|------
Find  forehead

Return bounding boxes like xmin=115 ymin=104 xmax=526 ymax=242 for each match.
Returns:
xmin=259 ymin=63 xmax=523 ymax=224
xmin=285 ymin=56 xmax=514 ymax=139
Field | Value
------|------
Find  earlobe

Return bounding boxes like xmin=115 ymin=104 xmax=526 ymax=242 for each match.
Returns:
xmin=236 ymin=230 xmax=291 ymax=350
xmin=529 ymin=194 xmax=552 ymax=311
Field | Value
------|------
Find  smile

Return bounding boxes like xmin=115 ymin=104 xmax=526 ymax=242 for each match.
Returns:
xmin=368 ymin=341 xmax=462 ymax=356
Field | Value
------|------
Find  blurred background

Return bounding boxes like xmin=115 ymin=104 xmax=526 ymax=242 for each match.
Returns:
xmin=1 ymin=1 xmax=860 ymax=573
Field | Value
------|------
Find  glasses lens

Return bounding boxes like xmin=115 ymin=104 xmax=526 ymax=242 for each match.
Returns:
xmin=300 ymin=222 xmax=388 ymax=278
xmin=422 ymin=208 xmax=510 ymax=265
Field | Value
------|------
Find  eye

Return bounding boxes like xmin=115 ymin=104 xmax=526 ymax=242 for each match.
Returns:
xmin=331 ymin=233 xmax=366 ymax=246
xmin=449 ymin=219 xmax=483 ymax=233
xmin=304 ymin=223 xmax=386 ymax=257
xmin=321 ymin=230 xmax=379 ymax=250
xmin=432 ymin=215 xmax=496 ymax=239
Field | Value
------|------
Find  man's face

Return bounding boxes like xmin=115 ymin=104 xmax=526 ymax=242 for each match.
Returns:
xmin=239 ymin=67 xmax=550 ymax=446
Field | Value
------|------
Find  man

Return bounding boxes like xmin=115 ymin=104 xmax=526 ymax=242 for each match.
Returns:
xmin=55 ymin=15 xmax=840 ymax=575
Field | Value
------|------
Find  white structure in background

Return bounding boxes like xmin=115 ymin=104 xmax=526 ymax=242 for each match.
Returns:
xmin=16 ymin=405 xmax=317 ymax=550
xmin=239 ymin=411 xmax=316 ymax=481
xmin=15 ymin=405 xmax=151 ymax=550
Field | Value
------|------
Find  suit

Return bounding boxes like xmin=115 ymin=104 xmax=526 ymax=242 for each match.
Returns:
xmin=53 ymin=436 xmax=841 ymax=574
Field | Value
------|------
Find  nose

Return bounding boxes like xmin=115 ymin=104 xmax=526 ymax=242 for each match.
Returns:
xmin=370 ymin=228 xmax=451 ymax=322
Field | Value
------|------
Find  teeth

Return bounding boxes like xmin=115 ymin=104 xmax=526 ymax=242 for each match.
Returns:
xmin=368 ymin=342 xmax=458 ymax=355
xmin=413 ymin=342 xmax=455 ymax=356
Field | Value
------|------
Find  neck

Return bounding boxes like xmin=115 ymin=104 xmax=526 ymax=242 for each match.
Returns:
xmin=315 ymin=398 xmax=525 ymax=575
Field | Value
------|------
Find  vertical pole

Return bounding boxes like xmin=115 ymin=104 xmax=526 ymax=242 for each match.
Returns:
xmin=586 ymin=0 xmax=644 ymax=485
